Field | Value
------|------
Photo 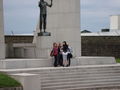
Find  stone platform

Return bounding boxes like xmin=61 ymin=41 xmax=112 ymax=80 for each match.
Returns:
xmin=0 ymin=56 xmax=116 ymax=69
xmin=1 ymin=64 xmax=120 ymax=90
xmin=0 ymin=57 xmax=117 ymax=90
xmin=76 ymin=56 xmax=116 ymax=65
xmin=0 ymin=59 xmax=53 ymax=69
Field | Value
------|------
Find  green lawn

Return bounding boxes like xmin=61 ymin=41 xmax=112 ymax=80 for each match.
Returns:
xmin=116 ymin=59 xmax=120 ymax=63
xmin=0 ymin=73 xmax=21 ymax=88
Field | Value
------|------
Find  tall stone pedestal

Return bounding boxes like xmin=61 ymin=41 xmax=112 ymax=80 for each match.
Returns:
xmin=0 ymin=0 xmax=5 ymax=59
xmin=36 ymin=36 xmax=52 ymax=58
xmin=34 ymin=0 xmax=81 ymax=58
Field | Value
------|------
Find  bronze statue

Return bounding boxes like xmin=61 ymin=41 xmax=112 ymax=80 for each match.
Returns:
xmin=39 ymin=0 xmax=53 ymax=33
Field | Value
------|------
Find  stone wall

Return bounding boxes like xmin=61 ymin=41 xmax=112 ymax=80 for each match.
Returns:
xmin=82 ymin=36 xmax=120 ymax=58
xmin=4 ymin=35 xmax=120 ymax=58
xmin=5 ymin=35 xmax=33 ymax=43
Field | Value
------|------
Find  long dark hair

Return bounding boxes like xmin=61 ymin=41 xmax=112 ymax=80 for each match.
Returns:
xmin=63 ymin=41 xmax=67 ymax=46
xmin=63 ymin=41 xmax=68 ymax=52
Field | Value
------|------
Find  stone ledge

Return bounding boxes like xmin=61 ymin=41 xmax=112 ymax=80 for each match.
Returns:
xmin=11 ymin=73 xmax=41 ymax=90
xmin=0 ymin=59 xmax=53 ymax=69
xmin=1 ymin=64 xmax=120 ymax=74
xmin=76 ymin=56 xmax=116 ymax=65
xmin=0 ymin=56 xmax=116 ymax=69
xmin=0 ymin=87 xmax=23 ymax=90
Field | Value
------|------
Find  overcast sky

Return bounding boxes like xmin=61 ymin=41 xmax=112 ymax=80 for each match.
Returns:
xmin=81 ymin=0 xmax=120 ymax=32
xmin=3 ymin=0 xmax=120 ymax=34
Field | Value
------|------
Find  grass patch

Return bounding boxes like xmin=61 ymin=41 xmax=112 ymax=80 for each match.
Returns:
xmin=116 ymin=58 xmax=120 ymax=63
xmin=0 ymin=73 xmax=21 ymax=88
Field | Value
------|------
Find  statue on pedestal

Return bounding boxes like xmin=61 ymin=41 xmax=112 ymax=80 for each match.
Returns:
xmin=38 ymin=0 xmax=53 ymax=36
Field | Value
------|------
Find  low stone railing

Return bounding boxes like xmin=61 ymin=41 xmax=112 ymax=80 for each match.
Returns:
xmin=0 ymin=87 xmax=23 ymax=90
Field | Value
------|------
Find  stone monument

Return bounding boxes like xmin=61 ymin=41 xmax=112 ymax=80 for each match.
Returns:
xmin=0 ymin=1 xmax=118 ymax=90
xmin=38 ymin=0 xmax=53 ymax=36
xmin=0 ymin=0 xmax=5 ymax=59
xmin=33 ymin=0 xmax=81 ymax=58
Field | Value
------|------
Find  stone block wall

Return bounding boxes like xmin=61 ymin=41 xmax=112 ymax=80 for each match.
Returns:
xmin=82 ymin=36 xmax=120 ymax=58
xmin=4 ymin=35 xmax=120 ymax=58
xmin=5 ymin=35 xmax=33 ymax=43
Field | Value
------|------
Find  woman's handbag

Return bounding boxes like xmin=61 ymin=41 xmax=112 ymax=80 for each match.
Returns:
xmin=50 ymin=50 xmax=54 ymax=57
xmin=68 ymin=53 xmax=73 ymax=58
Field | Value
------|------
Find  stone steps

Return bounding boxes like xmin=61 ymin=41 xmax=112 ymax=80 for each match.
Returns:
xmin=36 ymin=71 xmax=120 ymax=78
xmin=2 ymin=64 xmax=120 ymax=74
xmin=42 ymin=78 xmax=120 ymax=87
xmin=56 ymin=85 xmax=120 ymax=90
xmin=35 ymin=67 xmax=120 ymax=76
xmin=36 ymin=66 xmax=120 ymax=74
xmin=38 ymin=68 xmax=120 ymax=74
xmin=40 ymin=65 xmax=120 ymax=90
xmin=2 ymin=64 xmax=120 ymax=90
xmin=42 ymin=81 xmax=120 ymax=90
xmin=39 ymin=69 xmax=120 ymax=81
xmin=41 ymin=75 xmax=120 ymax=83
xmin=40 ymin=70 xmax=120 ymax=77
xmin=40 ymin=74 xmax=120 ymax=83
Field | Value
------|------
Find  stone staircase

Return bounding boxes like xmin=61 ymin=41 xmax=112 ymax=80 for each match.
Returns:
xmin=40 ymin=65 xmax=120 ymax=90
xmin=1 ymin=64 xmax=120 ymax=90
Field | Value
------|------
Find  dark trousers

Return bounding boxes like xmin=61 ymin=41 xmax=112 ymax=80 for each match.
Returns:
xmin=58 ymin=54 xmax=63 ymax=66
xmin=67 ymin=54 xmax=71 ymax=66
xmin=67 ymin=58 xmax=71 ymax=66
xmin=40 ymin=14 xmax=47 ymax=32
xmin=54 ymin=55 xmax=58 ymax=67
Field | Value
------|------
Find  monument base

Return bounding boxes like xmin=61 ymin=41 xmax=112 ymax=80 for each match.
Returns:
xmin=38 ymin=32 xmax=51 ymax=36
xmin=0 ymin=57 xmax=116 ymax=69
xmin=73 ymin=56 xmax=116 ymax=66
xmin=36 ymin=35 xmax=52 ymax=58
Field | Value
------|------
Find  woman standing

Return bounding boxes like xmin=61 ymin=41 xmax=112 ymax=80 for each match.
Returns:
xmin=51 ymin=43 xmax=59 ymax=67
xmin=62 ymin=41 xmax=73 ymax=67
xmin=62 ymin=41 xmax=69 ymax=67
xmin=58 ymin=43 xmax=63 ymax=66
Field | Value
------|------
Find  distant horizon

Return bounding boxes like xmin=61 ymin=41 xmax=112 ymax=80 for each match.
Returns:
xmin=3 ymin=0 xmax=120 ymax=34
